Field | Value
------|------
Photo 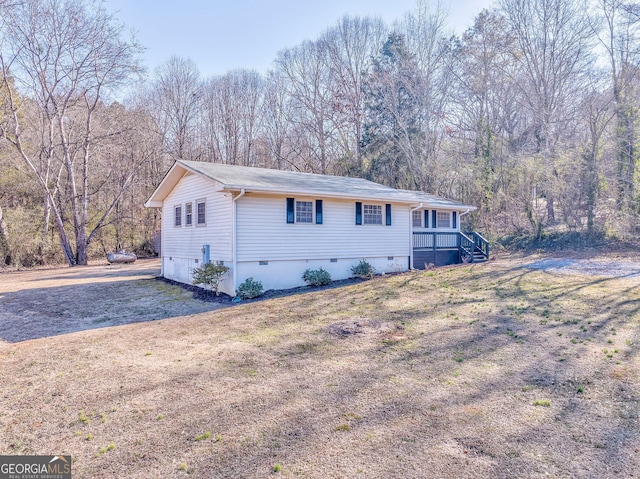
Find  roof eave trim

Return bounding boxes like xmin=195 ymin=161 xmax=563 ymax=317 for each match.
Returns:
xmin=220 ymin=184 xmax=476 ymax=209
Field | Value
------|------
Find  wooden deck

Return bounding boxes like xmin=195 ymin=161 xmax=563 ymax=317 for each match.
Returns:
xmin=412 ymin=232 xmax=489 ymax=269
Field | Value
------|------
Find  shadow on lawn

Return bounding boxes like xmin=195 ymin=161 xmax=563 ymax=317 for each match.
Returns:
xmin=130 ymin=263 xmax=640 ymax=478
xmin=0 ymin=276 xmax=225 ymax=343
xmin=2 ymin=260 xmax=639 ymax=478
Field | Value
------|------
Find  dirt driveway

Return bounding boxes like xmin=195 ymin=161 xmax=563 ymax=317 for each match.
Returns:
xmin=0 ymin=259 xmax=224 ymax=344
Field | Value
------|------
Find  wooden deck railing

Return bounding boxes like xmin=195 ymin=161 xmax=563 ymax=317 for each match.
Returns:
xmin=412 ymin=231 xmax=489 ymax=263
xmin=471 ymin=232 xmax=490 ymax=260
xmin=412 ymin=232 xmax=459 ymax=249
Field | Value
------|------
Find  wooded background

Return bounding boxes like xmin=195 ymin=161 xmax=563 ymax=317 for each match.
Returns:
xmin=0 ymin=0 xmax=638 ymax=267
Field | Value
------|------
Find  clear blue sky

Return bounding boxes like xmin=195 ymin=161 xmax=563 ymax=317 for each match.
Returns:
xmin=103 ymin=0 xmax=494 ymax=78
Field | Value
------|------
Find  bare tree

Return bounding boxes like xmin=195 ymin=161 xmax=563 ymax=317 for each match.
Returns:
xmin=448 ymin=10 xmax=520 ymax=232
xmin=396 ymin=0 xmax=452 ymax=191
xmin=577 ymin=73 xmax=615 ymax=235
xmin=594 ymin=0 xmax=640 ymax=224
xmin=275 ymin=40 xmax=336 ymax=173
xmin=201 ymin=69 xmax=264 ymax=166
xmin=321 ymin=16 xmax=387 ymax=174
xmin=499 ymin=0 xmax=595 ymax=233
xmin=262 ymin=70 xmax=297 ymax=170
xmin=0 ymin=204 xmax=9 ymax=265
xmin=0 ymin=0 xmax=143 ymax=265
xmin=151 ymin=56 xmax=202 ymax=160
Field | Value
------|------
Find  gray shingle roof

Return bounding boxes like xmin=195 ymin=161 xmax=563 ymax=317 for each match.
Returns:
xmin=171 ymin=160 xmax=475 ymax=210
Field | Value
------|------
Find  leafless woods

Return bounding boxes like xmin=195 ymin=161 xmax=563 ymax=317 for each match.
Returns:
xmin=0 ymin=0 xmax=638 ymax=266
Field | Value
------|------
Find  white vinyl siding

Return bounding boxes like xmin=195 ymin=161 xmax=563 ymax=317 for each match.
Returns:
xmin=236 ymin=195 xmax=409 ymax=262
xmin=162 ymin=173 xmax=233 ymax=263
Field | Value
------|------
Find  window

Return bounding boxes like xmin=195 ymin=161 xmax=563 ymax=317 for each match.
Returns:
xmin=412 ymin=210 xmax=422 ymax=227
xmin=363 ymin=204 xmax=382 ymax=225
xmin=287 ymin=198 xmax=321 ymax=224
xmin=185 ymin=203 xmax=193 ymax=226
xmin=174 ymin=205 xmax=182 ymax=227
xmin=196 ymin=199 xmax=206 ymax=226
xmin=296 ymin=201 xmax=313 ymax=223
xmin=436 ymin=211 xmax=451 ymax=228
xmin=356 ymin=202 xmax=391 ymax=225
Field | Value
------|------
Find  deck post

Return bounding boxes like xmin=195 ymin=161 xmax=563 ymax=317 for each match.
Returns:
xmin=432 ymin=232 xmax=437 ymax=267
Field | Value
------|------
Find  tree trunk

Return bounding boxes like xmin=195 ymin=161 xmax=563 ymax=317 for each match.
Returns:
xmin=0 ymin=204 xmax=10 ymax=265
xmin=584 ymin=148 xmax=598 ymax=237
xmin=39 ymin=193 xmax=51 ymax=261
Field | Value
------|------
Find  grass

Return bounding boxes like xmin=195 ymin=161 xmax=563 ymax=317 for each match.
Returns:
xmin=0 ymin=257 xmax=638 ymax=478
xmin=194 ymin=431 xmax=211 ymax=441
xmin=96 ymin=443 xmax=115 ymax=456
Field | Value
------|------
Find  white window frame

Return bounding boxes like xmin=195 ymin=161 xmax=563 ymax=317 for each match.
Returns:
xmin=196 ymin=199 xmax=206 ymax=226
xmin=363 ymin=204 xmax=383 ymax=225
xmin=412 ymin=210 xmax=422 ymax=228
xmin=295 ymin=200 xmax=313 ymax=223
xmin=174 ymin=205 xmax=182 ymax=227
xmin=436 ymin=211 xmax=451 ymax=228
xmin=185 ymin=202 xmax=193 ymax=226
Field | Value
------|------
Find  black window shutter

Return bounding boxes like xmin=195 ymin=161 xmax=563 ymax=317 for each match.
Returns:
xmin=424 ymin=210 xmax=429 ymax=228
xmin=355 ymin=202 xmax=362 ymax=225
xmin=453 ymin=211 xmax=457 ymax=229
xmin=385 ymin=204 xmax=392 ymax=225
xmin=432 ymin=210 xmax=437 ymax=228
xmin=286 ymin=197 xmax=294 ymax=224
xmin=315 ymin=200 xmax=323 ymax=224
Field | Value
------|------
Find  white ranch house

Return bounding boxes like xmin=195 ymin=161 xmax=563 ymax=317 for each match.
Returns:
xmin=145 ymin=160 xmax=489 ymax=296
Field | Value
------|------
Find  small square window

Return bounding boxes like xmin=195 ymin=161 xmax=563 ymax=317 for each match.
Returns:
xmin=437 ymin=211 xmax=451 ymax=228
xmin=196 ymin=199 xmax=206 ymax=225
xmin=174 ymin=205 xmax=182 ymax=227
xmin=185 ymin=203 xmax=193 ymax=226
xmin=296 ymin=201 xmax=313 ymax=223
xmin=412 ymin=210 xmax=422 ymax=227
xmin=363 ymin=204 xmax=382 ymax=225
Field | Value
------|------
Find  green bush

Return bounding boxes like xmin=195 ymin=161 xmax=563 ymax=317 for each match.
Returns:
xmin=351 ymin=259 xmax=374 ymax=279
xmin=236 ymin=277 xmax=264 ymax=299
xmin=302 ymin=267 xmax=332 ymax=286
xmin=191 ymin=263 xmax=229 ymax=296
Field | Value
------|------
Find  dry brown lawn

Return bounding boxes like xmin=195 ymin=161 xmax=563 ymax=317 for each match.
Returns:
xmin=0 ymin=259 xmax=223 ymax=342
xmin=0 ymin=255 xmax=639 ymax=478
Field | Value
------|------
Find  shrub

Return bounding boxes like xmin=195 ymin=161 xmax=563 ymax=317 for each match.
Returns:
xmin=236 ymin=277 xmax=264 ymax=299
xmin=191 ymin=263 xmax=229 ymax=296
xmin=134 ymin=238 xmax=155 ymax=257
xmin=302 ymin=267 xmax=331 ymax=286
xmin=351 ymin=259 xmax=374 ymax=279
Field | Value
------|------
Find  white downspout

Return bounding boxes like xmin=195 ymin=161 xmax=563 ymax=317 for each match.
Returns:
xmin=232 ymin=189 xmax=246 ymax=295
xmin=459 ymin=208 xmax=471 ymax=232
xmin=409 ymin=203 xmax=424 ymax=270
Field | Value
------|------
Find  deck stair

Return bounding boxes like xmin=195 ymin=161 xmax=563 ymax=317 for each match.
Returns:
xmin=412 ymin=231 xmax=489 ymax=268
xmin=461 ymin=232 xmax=489 ymax=263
